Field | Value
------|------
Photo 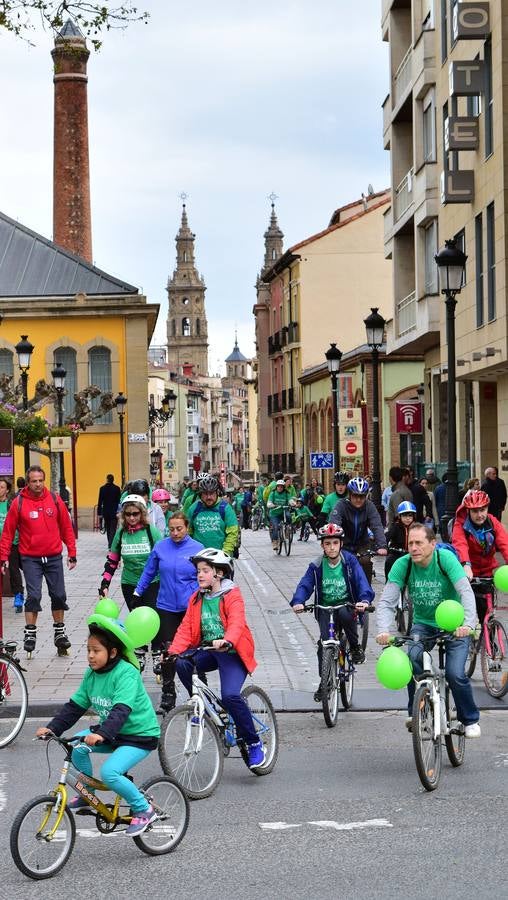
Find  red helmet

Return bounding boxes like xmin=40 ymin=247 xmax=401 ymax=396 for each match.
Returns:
xmin=318 ymin=523 xmax=344 ymax=541
xmin=463 ymin=489 xmax=490 ymax=509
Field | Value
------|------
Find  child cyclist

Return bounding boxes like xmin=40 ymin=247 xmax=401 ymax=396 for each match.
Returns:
xmin=384 ymin=500 xmax=417 ymax=579
xmin=290 ymin=523 xmax=374 ymax=701
xmin=290 ymin=497 xmax=319 ymax=540
xmin=36 ymin=611 xmax=161 ymax=838
xmin=167 ymin=547 xmax=266 ymax=770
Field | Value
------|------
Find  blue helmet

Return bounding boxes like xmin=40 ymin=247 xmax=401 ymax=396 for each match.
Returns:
xmin=397 ymin=501 xmax=417 ymax=516
xmin=347 ymin=477 xmax=369 ymax=495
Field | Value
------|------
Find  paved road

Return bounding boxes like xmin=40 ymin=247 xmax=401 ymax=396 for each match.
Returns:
xmin=1 ymin=527 xmax=507 ymax=714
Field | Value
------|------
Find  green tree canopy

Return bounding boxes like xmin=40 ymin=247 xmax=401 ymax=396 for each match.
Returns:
xmin=0 ymin=1 xmax=149 ymax=49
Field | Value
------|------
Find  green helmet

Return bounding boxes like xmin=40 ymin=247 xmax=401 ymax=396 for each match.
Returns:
xmin=87 ymin=613 xmax=139 ymax=669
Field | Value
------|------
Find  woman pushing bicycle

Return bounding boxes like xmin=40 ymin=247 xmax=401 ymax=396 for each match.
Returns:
xmin=36 ymin=606 xmax=161 ymax=837
xmin=167 ymin=547 xmax=266 ymax=770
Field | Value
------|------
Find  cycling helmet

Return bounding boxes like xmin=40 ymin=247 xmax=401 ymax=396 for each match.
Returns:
xmin=274 ymin=471 xmax=284 ymax=480
xmin=318 ymin=523 xmax=345 ymax=541
xmin=396 ymin=501 xmax=417 ymax=516
xmin=334 ymin=471 xmax=350 ymax=485
xmin=121 ymin=494 xmax=147 ymax=510
xmin=128 ymin=479 xmax=150 ymax=496
xmin=152 ymin=488 xmax=171 ymax=502
xmin=463 ymin=489 xmax=490 ymax=509
xmin=198 ymin=475 xmax=220 ymax=494
xmin=347 ymin=477 xmax=369 ymax=495
xmin=190 ymin=547 xmax=234 ymax=576
xmin=289 ymin=498 xmax=298 ymax=508
xmin=275 ymin=479 xmax=285 ymax=487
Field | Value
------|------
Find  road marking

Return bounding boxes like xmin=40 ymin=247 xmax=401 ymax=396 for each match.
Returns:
xmin=259 ymin=822 xmax=303 ymax=830
xmin=0 ymin=772 xmax=7 ymax=812
xmin=260 ymin=818 xmax=392 ymax=832
xmin=494 ymin=753 xmax=508 ymax=767
xmin=240 ymin=559 xmax=268 ymax=595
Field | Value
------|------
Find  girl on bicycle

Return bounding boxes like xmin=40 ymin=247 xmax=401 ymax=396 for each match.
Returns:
xmin=167 ymin=547 xmax=266 ymax=770
xmin=36 ymin=611 xmax=161 ymax=837
xmin=290 ymin=523 xmax=374 ymax=701
xmin=266 ymin=480 xmax=292 ymax=551
xmin=384 ymin=500 xmax=417 ymax=579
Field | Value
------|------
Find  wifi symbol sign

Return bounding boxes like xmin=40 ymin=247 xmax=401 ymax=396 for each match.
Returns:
xmin=396 ymin=401 xmax=422 ymax=434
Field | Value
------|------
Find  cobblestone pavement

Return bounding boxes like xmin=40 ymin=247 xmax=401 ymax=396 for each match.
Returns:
xmin=2 ymin=526 xmax=506 ymax=714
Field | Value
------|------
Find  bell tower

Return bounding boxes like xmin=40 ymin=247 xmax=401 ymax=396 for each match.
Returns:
xmin=166 ymin=202 xmax=208 ymax=376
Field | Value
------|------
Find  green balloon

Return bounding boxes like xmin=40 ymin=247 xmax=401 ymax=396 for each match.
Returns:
xmin=95 ymin=598 xmax=120 ymax=619
xmin=376 ymin=646 xmax=413 ymax=690
xmin=434 ymin=599 xmax=465 ymax=631
xmin=493 ymin=565 xmax=508 ymax=593
xmin=124 ymin=606 xmax=160 ymax=647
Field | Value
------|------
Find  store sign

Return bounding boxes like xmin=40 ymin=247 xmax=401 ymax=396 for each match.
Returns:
xmin=396 ymin=401 xmax=423 ymax=434
xmin=449 ymin=60 xmax=485 ymax=96
xmin=452 ymin=2 xmax=490 ymax=41
xmin=440 ymin=169 xmax=475 ymax=204
xmin=445 ymin=117 xmax=479 ymax=151
xmin=0 ymin=428 xmax=14 ymax=476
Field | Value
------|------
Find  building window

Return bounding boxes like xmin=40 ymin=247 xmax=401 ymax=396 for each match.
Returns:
xmin=88 ymin=346 xmax=112 ymax=424
xmin=484 ymin=38 xmax=493 ymax=158
xmin=183 ymin=251 xmax=187 ymax=262
xmin=441 ymin=0 xmax=448 ymax=63
xmin=171 ymin=319 xmax=176 ymax=337
xmin=450 ymin=0 xmax=458 ymax=48
xmin=424 ymin=221 xmax=438 ymax=294
xmin=442 ymin=101 xmax=448 ymax=170
xmin=54 ymin=347 xmax=77 ymax=419
xmin=486 ymin=202 xmax=496 ymax=321
xmin=182 ymin=318 xmax=191 ymax=336
xmin=454 ymin=228 xmax=466 ymax=287
xmin=475 ymin=212 xmax=484 ymax=328
xmin=423 ymin=92 xmax=436 ymax=162
xmin=466 ymin=55 xmax=481 ymax=118
xmin=196 ymin=318 xmax=200 ymax=336
xmin=0 ymin=348 xmax=14 ymax=399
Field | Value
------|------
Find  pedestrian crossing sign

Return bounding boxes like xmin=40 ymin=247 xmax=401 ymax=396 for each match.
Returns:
xmin=310 ymin=452 xmax=334 ymax=469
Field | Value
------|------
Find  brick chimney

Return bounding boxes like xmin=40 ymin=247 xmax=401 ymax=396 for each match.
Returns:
xmin=52 ymin=20 xmax=92 ymax=262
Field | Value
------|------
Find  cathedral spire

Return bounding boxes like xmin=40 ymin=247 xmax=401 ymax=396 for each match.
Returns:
xmin=263 ymin=196 xmax=284 ymax=271
xmin=167 ymin=200 xmax=208 ymax=376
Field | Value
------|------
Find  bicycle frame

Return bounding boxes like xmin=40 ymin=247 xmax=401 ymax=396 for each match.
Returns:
xmin=419 ymin=643 xmax=448 ymax=741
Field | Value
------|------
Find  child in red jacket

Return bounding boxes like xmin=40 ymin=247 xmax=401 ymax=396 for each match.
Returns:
xmin=168 ymin=547 xmax=266 ymax=770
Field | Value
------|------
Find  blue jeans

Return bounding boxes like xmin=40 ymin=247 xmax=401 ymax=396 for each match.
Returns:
xmin=407 ymin=624 xmax=479 ymax=726
xmin=176 ymin=650 xmax=258 ymax=745
xmin=71 ymin=730 xmax=151 ymax=814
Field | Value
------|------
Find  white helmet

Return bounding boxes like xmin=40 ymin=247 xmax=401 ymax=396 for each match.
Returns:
xmin=276 ymin=479 xmax=285 ymax=487
xmin=289 ymin=498 xmax=298 ymax=507
xmin=121 ymin=494 xmax=147 ymax=509
xmin=190 ymin=548 xmax=234 ymax=576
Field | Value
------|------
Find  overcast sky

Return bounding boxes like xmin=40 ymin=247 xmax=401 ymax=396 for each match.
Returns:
xmin=1 ymin=0 xmax=389 ymax=374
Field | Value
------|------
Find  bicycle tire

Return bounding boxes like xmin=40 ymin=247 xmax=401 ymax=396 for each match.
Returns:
xmin=0 ymin=655 xmax=28 ymax=748
xmin=466 ymin=632 xmax=480 ymax=678
xmin=133 ymin=776 xmax=189 ymax=855
xmin=10 ymin=794 xmax=75 ymax=880
xmin=303 ymin=523 xmax=310 ymax=542
xmin=444 ymin=685 xmax=465 ymax=767
xmin=412 ymin=684 xmax=442 ymax=791
xmin=481 ymin=619 xmax=508 ymax=698
xmin=277 ymin=524 xmax=286 ymax=556
xmin=252 ymin=508 xmax=261 ymax=531
xmin=339 ymin=643 xmax=354 ymax=710
xmin=405 ymin=594 xmax=413 ymax=634
xmin=158 ymin=706 xmax=224 ymax=799
xmin=284 ymin=523 xmax=293 ymax=556
xmin=321 ymin=648 xmax=339 ymax=728
xmin=241 ymin=684 xmax=279 ymax=774
xmin=360 ymin=611 xmax=369 ymax=652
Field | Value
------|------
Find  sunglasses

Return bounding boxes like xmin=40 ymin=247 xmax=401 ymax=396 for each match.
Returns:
xmin=124 ymin=510 xmax=141 ymax=517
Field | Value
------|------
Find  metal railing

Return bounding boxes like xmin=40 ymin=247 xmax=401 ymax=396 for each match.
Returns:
xmin=394 ymin=167 xmax=414 ymax=220
xmin=393 ymin=46 xmax=412 ymax=106
xmin=396 ymin=290 xmax=417 ymax=337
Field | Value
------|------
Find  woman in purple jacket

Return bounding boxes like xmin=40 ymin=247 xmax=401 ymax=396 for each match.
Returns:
xmin=134 ymin=511 xmax=204 ymax=712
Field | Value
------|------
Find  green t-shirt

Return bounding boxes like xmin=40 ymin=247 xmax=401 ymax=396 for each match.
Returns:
xmin=321 ymin=558 xmax=349 ymax=606
xmin=71 ymin=658 xmax=160 ymax=739
xmin=321 ymin=491 xmax=345 ymax=517
xmin=0 ymin=498 xmax=19 ymax=546
xmin=388 ymin=550 xmax=465 ymax=626
xmin=110 ymin=525 xmax=162 ymax=586
xmin=188 ymin=499 xmax=238 ymax=551
xmin=200 ymin=595 xmax=225 ymax=642
xmin=256 ymin=485 xmax=265 ymax=504
xmin=267 ymin=489 xmax=291 ymax=518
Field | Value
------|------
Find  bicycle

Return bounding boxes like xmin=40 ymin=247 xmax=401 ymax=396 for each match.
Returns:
xmin=10 ymin=734 xmax=189 ymax=879
xmin=354 ymin=549 xmax=380 ymax=650
xmin=305 ymin=602 xmax=375 ymax=728
xmin=390 ymin=632 xmax=467 ymax=792
xmin=273 ymin=506 xmax=293 ymax=556
xmin=0 ymin=638 xmax=28 ymax=748
xmin=467 ymin=576 xmax=508 ymax=698
xmin=386 ymin=547 xmax=413 ymax=635
xmin=251 ymin=504 xmax=266 ymax=531
xmin=158 ymin=644 xmax=279 ymax=799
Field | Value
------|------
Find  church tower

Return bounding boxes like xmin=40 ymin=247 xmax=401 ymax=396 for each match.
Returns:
xmin=225 ymin=332 xmax=250 ymax=381
xmin=167 ymin=203 xmax=208 ymax=376
xmin=262 ymin=201 xmax=284 ymax=271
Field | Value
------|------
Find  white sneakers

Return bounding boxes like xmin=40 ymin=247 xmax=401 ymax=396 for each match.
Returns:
xmin=464 ymin=723 xmax=481 ymax=738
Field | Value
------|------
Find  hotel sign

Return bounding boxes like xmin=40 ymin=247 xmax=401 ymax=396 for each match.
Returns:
xmin=452 ymin=3 xmax=490 ymax=41
xmin=444 ymin=117 xmax=479 ymax=151
xmin=440 ymin=170 xmax=475 ymax=204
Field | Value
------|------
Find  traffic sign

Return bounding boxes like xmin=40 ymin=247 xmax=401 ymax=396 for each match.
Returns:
xmin=345 ymin=441 xmax=358 ymax=455
xmin=310 ymin=452 xmax=334 ymax=469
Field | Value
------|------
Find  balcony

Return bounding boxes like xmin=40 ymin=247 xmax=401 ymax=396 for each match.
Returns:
xmin=396 ymin=290 xmax=417 ymax=337
xmin=281 ymin=389 xmax=287 ymax=410
xmin=201 ymin=432 xmax=209 ymax=444
xmin=393 ymin=46 xmax=412 ymax=108
xmin=267 ymin=395 xmax=272 ymax=416
xmin=382 ymin=94 xmax=391 ymax=150
xmin=272 ymin=393 xmax=281 ymax=414
xmin=280 ymin=327 xmax=288 ymax=347
xmin=268 ymin=332 xmax=282 ymax=355
xmin=386 ymin=293 xmax=441 ymax=355
xmin=412 ymin=27 xmax=436 ymax=101
xmin=394 ymin=167 xmax=414 ymax=221
xmin=287 ymin=321 xmax=299 ymax=344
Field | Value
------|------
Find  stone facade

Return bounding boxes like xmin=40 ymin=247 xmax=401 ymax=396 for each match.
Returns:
xmin=166 ymin=205 xmax=209 ymax=377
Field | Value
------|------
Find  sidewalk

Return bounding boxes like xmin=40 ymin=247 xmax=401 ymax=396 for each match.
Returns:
xmin=2 ymin=527 xmax=506 ymax=715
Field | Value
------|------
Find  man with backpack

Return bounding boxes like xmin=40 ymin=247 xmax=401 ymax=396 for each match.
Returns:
xmin=376 ymin=522 xmax=480 ymax=738
xmin=187 ymin=474 xmax=239 ymax=555
xmin=0 ymin=465 xmax=77 ymax=655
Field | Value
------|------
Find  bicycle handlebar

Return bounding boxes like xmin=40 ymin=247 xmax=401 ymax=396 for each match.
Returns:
xmin=388 ymin=629 xmax=474 ymax=648
xmin=470 ymin=576 xmax=495 ymax=586
xmin=304 ymin=602 xmax=375 ymax=613
xmin=166 ymin=640 xmax=233 ymax=661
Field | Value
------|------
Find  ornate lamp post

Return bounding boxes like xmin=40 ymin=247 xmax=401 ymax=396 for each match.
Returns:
xmin=150 ymin=448 xmax=163 ymax=485
xmin=434 ymin=238 xmax=467 ymax=533
xmin=364 ymin=307 xmax=386 ymax=513
xmin=114 ymin=391 xmax=128 ymax=488
xmin=15 ymin=335 xmax=34 ymax=472
xmin=51 ymin=361 xmax=67 ymax=502
xmin=325 ymin=342 xmax=342 ymax=472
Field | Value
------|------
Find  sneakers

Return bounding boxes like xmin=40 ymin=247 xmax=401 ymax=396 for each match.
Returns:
xmin=351 ymin=647 xmax=365 ymax=664
xmin=125 ymin=805 xmax=157 ymax=837
xmin=13 ymin=593 xmax=24 ymax=613
xmin=67 ymin=795 xmax=90 ymax=811
xmin=464 ymin=723 xmax=481 ymax=738
xmin=247 ymin=740 xmax=266 ymax=769
xmin=405 ymin=717 xmax=413 ymax=732
xmin=313 ymin=687 xmax=322 ymax=703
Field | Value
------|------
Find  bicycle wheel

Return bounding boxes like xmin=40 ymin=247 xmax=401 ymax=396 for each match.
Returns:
xmin=405 ymin=595 xmax=413 ymax=634
xmin=158 ymin=706 xmax=223 ymax=799
xmin=360 ymin=612 xmax=369 ymax=651
xmin=241 ymin=684 xmax=279 ymax=773
xmin=133 ymin=776 xmax=189 ymax=855
xmin=412 ymin=684 xmax=442 ymax=791
xmin=284 ymin=523 xmax=293 ymax=556
xmin=444 ymin=685 xmax=465 ymax=767
xmin=466 ymin=632 xmax=480 ymax=678
xmin=10 ymin=794 xmax=75 ymax=880
xmin=320 ymin=648 xmax=339 ymax=728
xmin=481 ymin=619 xmax=508 ymax=698
xmin=252 ymin=507 xmax=261 ymax=531
xmin=339 ymin=644 xmax=354 ymax=710
xmin=0 ymin=655 xmax=28 ymax=748
xmin=277 ymin=524 xmax=286 ymax=556
xmin=303 ymin=523 xmax=310 ymax=542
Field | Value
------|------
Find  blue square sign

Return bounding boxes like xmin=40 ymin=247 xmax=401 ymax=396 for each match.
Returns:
xmin=310 ymin=452 xmax=334 ymax=469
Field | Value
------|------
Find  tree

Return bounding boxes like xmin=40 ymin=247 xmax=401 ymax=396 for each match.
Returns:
xmin=0 ymin=1 xmax=149 ymax=49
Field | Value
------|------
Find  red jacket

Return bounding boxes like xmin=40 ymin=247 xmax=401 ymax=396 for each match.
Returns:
xmin=169 ymin=585 xmax=257 ymax=674
xmin=0 ymin=487 xmax=76 ymax=560
xmin=451 ymin=502 xmax=508 ymax=576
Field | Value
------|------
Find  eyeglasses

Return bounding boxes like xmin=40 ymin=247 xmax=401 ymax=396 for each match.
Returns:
xmin=124 ymin=510 xmax=141 ymax=517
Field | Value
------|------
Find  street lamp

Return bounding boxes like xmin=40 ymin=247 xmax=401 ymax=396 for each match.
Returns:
xmin=150 ymin=448 xmax=163 ymax=485
xmin=114 ymin=391 xmax=128 ymax=488
xmin=51 ymin=361 xmax=67 ymax=503
xmin=325 ymin=342 xmax=342 ymax=474
xmin=148 ymin=388 xmax=177 ymax=427
xmin=15 ymin=335 xmax=34 ymax=472
xmin=364 ymin=306 xmax=386 ymax=513
xmin=435 ymin=238 xmax=467 ymax=533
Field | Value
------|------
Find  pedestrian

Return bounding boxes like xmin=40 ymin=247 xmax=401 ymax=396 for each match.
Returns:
xmin=0 ymin=465 xmax=76 ymax=655
xmin=425 ymin=467 xmax=441 ymax=491
xmin=181 ymin=479 xmax=200 ymax=514
xmin=418 ymin=476 xmax=438 ymax=529
xmin=134 ymin=511 xmax=204 ymax=713
xmin=380 ymin=482 xmax=392 ymax=528
xmin=152 ymin=488 xmax=179 ymax=536
xmin=458 ymin=477 xmax=480 ymax=505
xmin=122 ymin=479 xmax=165 ymax=533
xmin=434 ymin=473 xmax=448 ymax=529
xmin=0 ymin=478 xmax=25 ymax=613
xmin=408 ymin=471 xmax=435 ymax=523
xmin=481 ymin=466 xmax=507 ymax=521
xmin=187 ymin=475 xmax=239 ymax=555
xmin=241 ymin=485 xmax=253 ymax=529
xmin=386 ymin=466 xmax=413 ymax=527
xmin=15 ymin=476 xmax=25 ymax=494
xmin=97 ymin=474 xmax=121 ymax=548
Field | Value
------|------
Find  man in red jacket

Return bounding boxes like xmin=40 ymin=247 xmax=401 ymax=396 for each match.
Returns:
xmin=0 ymin=466 xmax=77 ymax=655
